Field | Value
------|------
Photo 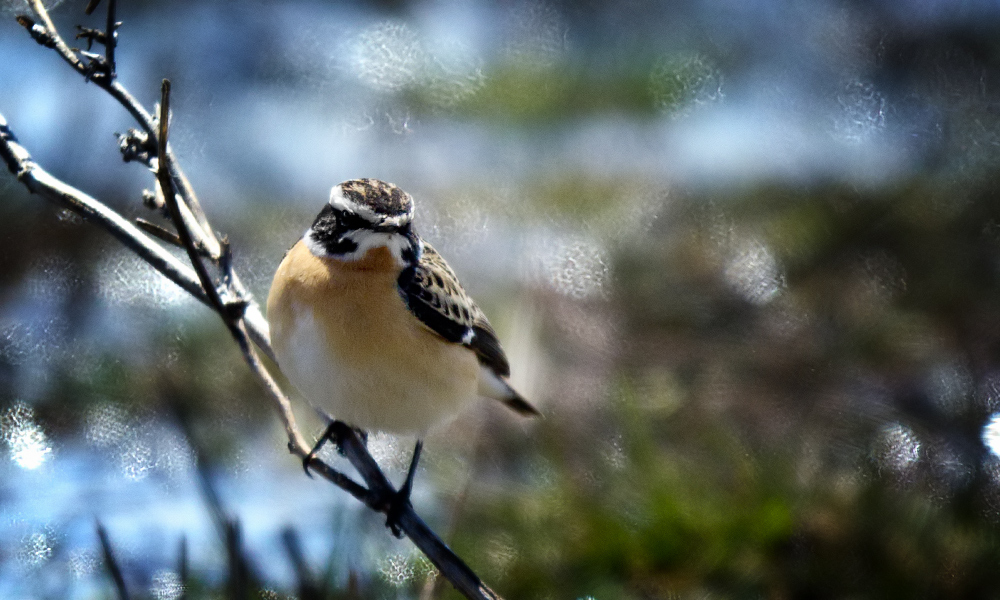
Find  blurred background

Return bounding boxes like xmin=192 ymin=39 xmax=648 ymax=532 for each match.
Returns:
xmin=3 ymin=0 xmax=1000 ymax=597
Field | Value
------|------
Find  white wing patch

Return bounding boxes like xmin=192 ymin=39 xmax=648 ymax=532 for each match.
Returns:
xmin=477 ymin=364 xmax=517 ymax=400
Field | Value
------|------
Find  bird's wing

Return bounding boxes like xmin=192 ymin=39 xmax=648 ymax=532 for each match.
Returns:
xmin=396 ymin=241 xmax=511 ymax=377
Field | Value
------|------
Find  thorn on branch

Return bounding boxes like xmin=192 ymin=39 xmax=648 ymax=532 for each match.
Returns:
xmin=16 ymin=15 xmax=57 ymax=48
xmin=219 ymin=236 xmax=238 ymax=283
xmin=77 ymin=0 xmax=119 ymax=77
xmin=141 ymin=189 xmax=166 ymax=214
xmin=117 ymin=128 xmax=155 ymax=167
xmin=135 ymin=217 xmax=183 ymax=247
xmin=75 ymin=25 xmax=108 ymax=50
xmin=78 ymin=49 xmax=112 ymax=82
xmin=104 ymin=0 xmax=118 ymax=79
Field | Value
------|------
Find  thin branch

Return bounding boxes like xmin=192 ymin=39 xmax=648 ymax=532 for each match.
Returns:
xmin=135 ymin=217 xmax=183 ymax=248
xmin=104 ymin=0 xmax=117 ymax=79
xmin=0 ymin=109 xmax=276 ymax=362
xmin=4 ymin=4 xmax=507 ymax=598
xmin=21 ymin=0 xmax=215 ymax=249
xmin=1 ymin=112 xmax=207 ymax=305
xmin=27 ymin=0 xmax=84 ymax=71
xmin=156 ymin=80 xmax=226 ymax=316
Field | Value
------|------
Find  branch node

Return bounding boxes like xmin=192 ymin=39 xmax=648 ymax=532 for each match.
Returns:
xmin=74 ymin=25 xmax=107 ymax=49
xmin=16 ymin=15 xmax=57 ymax=48
xmin=135 ymin=217 xmax=182 ymax=248
xmin=140 ymin=189 xmax=161 ymax=210
xmin=77 ymin=49 xmax=112 ymax=82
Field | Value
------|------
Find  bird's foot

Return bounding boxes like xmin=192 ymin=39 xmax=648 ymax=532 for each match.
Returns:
xmin=384 ymin=439 xmax=423 ymax=538
xmin=385 ymin=488 xmax=411 ymax=539
xmin=302 ymin=421 xmax=359 ymax=477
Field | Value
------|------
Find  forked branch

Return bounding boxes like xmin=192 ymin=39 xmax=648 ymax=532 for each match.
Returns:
xmin=3 ymin=2 xmax=502 ymax=599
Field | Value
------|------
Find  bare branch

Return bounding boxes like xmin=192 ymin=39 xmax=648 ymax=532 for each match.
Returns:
xmin=21 ymin=0 xmax=214 ymax=246
xmin=4 ymin=4 xmax=508 ymax=598
xmin=0 ymin=110 xmax=275 ymax=363
xmin=104 ymin=0 xmax=117 ymax=78
xmin=156 ymin=80 xmax=227 ymax=316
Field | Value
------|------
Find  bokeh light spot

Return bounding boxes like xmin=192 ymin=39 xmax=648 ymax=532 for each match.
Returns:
xmin=150 ymin=569 xmax=184 ymax=600
xmin=2 ymin=402 xmax=53 ymax=470
xmin=724 ymin=238 xmax=784 ymax=305
xmin=982 ymin=413 xmax=1000 ymax=458
xmin=650 ymin=53 xmax=724 ymax=118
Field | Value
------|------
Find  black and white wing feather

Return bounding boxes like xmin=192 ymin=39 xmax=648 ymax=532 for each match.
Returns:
xmin=397 ymin=241 xmax=539 ymax=416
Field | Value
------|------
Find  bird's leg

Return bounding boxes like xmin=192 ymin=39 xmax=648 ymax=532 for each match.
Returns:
xmin=386 ymin=439 xmax=423 ymax=538
xmin=302 ymin=421 xmax=341 ymax=477
xmin=302 ymin=420 xmax=367 ymax=477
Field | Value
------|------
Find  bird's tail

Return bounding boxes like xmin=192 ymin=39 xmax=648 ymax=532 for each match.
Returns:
xmin=478 ymin=366 xmax=542 ymax=417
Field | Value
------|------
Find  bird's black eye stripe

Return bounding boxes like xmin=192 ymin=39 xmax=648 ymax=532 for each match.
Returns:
xmin=310 ymin=205 xmax=338 ymax=237
xmin=323 ymin=237 xmax=358 ymax=255
xmin=337 ymin=210 xmax=371 ymax=230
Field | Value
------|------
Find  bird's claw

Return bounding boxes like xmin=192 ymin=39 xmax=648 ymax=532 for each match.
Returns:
xmin=385 ymin=490 xmax=411 ymax=538
xmin=302 ymin=421 xmax=341 ymax=477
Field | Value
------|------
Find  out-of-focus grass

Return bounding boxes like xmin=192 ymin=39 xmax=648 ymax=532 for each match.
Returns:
xmin=407 ymin=60 xmax=680 ymax=122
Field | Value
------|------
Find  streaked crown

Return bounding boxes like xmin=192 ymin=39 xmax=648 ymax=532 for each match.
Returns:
xmin=304 ymin=178 xmax=420 ymax=265
xmin=333 ymin=178 xmax=413 ymax=227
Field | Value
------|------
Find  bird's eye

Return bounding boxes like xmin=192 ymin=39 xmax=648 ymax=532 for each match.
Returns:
xmin=337 ymin=211 xmax=369 ymax=230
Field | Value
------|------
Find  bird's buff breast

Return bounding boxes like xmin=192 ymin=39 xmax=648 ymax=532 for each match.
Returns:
xmin=266 ymin=241 xmax=480 ymax=435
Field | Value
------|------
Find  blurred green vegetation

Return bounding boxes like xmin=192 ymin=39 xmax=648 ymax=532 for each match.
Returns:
xmin=408 ymin=61 xmax=661 ymax=123
xmin=7 ymin=1 xmax=1000 ymax=599
xmin=445 ymin=172 xmax=1000 ymax=599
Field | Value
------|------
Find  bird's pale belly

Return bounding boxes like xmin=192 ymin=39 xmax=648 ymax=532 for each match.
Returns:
xmin=267 ymin=243 xmax=481 ymax=435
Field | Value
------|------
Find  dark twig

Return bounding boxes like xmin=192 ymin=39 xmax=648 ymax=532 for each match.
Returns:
xmin=135 ymin=217 xmax=183 ymax=248
xmin=226 ymin=521 xmax=250 ymax=600
xmin=0 ymin=109 xmax=274 ymax=361
xmin=104 ymin=0 xmax=117 ymax=78
xmin=331 ymin=423 xmax=502 ymax=599
xmin=96 ymin=521 xmax=130 ymax=600
xmin=75 ymin=25 xmax=107 ymax=50
xmin=173 ymin=399 xmax=258 ymax=598
xmin=21 ymin=0 xmax=212 ymax=244
xmin=281 ymin=527 xmax=323 ymax=600
xmin=156 ymin=80 xmax=227 ymax=317
xmin=177 ymin=535 xmax=188 ymax=600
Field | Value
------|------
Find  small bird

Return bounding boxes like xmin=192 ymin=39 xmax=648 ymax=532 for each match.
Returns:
xmin=266 ymin=178 xmax=539 ymax=524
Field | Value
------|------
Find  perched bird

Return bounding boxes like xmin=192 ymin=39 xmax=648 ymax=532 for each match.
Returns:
xmin=266 ymin=178 xmax=539 ymax=522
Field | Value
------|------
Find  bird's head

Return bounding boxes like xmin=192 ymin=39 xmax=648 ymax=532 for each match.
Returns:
xmin=303 ymin=178 xmax=421 ymax=266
